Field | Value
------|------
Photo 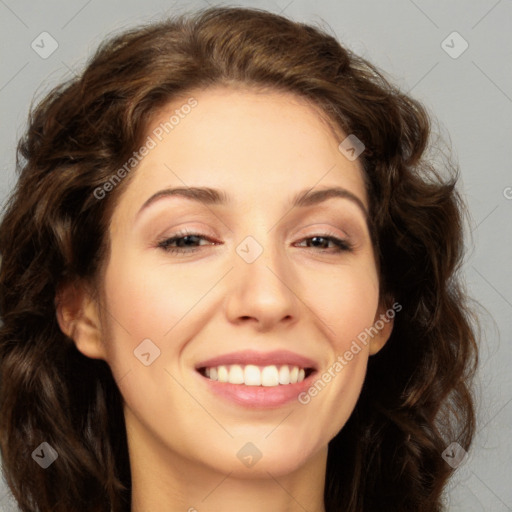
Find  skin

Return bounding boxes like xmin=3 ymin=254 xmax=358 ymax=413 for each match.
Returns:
xmin=57 ymin=86 xmax=393 ymax=512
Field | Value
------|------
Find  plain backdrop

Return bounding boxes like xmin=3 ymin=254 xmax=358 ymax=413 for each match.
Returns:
xmin=0 ymin=1 xmax=511 ymax=511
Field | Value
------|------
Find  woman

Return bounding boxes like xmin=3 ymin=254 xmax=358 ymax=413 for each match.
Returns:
xmin=0 ymin=6 xmax=478 ymax=512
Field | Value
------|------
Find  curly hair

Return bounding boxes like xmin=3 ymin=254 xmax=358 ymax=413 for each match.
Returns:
xmin=0 ymin=6 xmax=478 ymax=512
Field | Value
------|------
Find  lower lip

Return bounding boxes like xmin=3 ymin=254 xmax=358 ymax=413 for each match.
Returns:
xmin=196 ymin=371 xmax=317 ymax=408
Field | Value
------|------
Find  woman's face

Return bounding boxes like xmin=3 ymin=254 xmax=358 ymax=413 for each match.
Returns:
xmin=86 ymin=86 xmax=392 ymax=478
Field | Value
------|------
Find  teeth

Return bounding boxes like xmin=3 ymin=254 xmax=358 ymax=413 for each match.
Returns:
xmin=201 ymin=364 xmax=308 ymax=387
xmin=229 ymin=364 xmax=245 ymax=384
xmin=261 ymin=366 xmax=279 ymax=387
xmin=278 ymin=365 xmax=290 ymax=384
xmin=244 ymin=365 xmax=261 ymax=386
xmin=290 ymin=366 xmax=299 ymax=384
xmin=218 ymin=365 xmax=229 ymax=383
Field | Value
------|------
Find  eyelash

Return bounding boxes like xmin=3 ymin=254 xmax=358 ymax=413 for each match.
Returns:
xmin=156 ymin=229 xmax=353 ymax=255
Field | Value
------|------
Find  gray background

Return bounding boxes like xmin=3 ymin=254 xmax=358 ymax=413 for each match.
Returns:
xmin=0 ymin=0 xmax=511 ymax=510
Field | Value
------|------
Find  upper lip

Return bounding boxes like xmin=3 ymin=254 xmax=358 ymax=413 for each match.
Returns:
xmin=195 ymin=350 xmax=318 ymax=370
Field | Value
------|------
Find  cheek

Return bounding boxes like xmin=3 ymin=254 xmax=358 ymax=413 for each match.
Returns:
xmin=99 ymin=257 xmax=203 ymax=426
xmin=101 ymin=254 xmax=211 ymax=341
xmin=98 ymin=251 xmax=230 ymax=390
xmin=305 ymin=259 xmax=380 ymax=346
xmin=297 ymin=261 xmax=379 ymax=437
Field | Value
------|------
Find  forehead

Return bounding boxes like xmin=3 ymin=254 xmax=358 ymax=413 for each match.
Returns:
xmin=112 ymin=86 xmax=367 ymax=219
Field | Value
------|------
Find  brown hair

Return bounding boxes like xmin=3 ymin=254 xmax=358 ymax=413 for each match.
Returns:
xmin=0 ymin=6 xmax=478 ymax=512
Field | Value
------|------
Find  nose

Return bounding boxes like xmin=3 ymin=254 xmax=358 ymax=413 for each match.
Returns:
xmin=224 ymin=238 xmax=300 ymax=332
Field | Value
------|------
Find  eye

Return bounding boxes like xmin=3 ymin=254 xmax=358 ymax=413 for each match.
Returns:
xmin=156 ymin=231 xmax=353 ymax=255
xmin=295 ymin=234 xmax=353 ymax=253
xmin=157 ymin=230 xmax=219 ymax=254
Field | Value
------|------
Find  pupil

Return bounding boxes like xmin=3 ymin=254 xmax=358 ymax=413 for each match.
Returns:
xmin=179 ymin=235 xmax=198 ymax=247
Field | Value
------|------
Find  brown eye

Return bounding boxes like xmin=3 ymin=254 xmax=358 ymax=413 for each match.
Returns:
xmin=157 ymin=232 xmax=218 ymax=254
xmin=295 ymin=235 xmax=353 ymax=253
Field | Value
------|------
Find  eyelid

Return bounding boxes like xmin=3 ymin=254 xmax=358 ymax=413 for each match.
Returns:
xmin=155 ymin=223 xmax=218 ymax=240
xmin=156 ymin=228 xmax=219 ymax=247
xmin=293 ymin=222 xmax=350 ymax=240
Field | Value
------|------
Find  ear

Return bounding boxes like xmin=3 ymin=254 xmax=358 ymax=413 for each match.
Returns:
xmin=55 ymin=281 xmax=107 ymax=360
xmin=368 ymin=299 xmax=396 ymax=356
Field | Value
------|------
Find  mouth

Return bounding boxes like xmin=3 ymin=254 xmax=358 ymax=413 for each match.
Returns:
xmin=197 ymin=364 xmax=316 ymax=386
xmin=193 ymin=350 xmax=318 ymax=407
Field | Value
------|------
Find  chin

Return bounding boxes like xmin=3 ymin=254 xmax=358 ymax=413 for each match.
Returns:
xmin=200 ymin=441 xmax=323 ymax=479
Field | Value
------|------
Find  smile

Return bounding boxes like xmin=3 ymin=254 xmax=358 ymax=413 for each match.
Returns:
xmin=198 ymin=364 xmax=314 ymax=386
xmin=194 ymin=349 xmax=319 ymax=407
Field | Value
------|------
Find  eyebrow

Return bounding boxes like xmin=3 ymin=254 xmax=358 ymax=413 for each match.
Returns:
xmin=137 ymin=185 xmax=368 ymax=219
